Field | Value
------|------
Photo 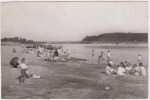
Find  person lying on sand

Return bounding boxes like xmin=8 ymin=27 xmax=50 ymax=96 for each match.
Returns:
xmin=18 ymin=58 xmax=30 ymax=83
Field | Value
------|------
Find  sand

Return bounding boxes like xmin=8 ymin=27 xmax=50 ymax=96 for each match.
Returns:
xmin=1 ymin=45 xmax=148 ymax=99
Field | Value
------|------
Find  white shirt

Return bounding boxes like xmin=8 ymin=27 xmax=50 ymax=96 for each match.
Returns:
xmin=117 ymin=66 xmax=126 ymax=76
xmin=106 ymin=66 xmax=114 ymax=74
xmin=107 ymin=52 xmax=110 ymax=58
xmin=140 ymin=66 xmax=146 ymax=76
xmin=109 ymin=60 xmax=113 ymax=65
xmin=18 ymin=63 xmax=28 ymax=69
xmin=138 ymin=56 xmax=141 ymax=61
xmin=126 ymin=66 xmax=132 ymax=71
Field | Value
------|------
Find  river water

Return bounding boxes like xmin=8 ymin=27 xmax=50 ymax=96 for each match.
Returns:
xmin=1 ymin=43 xmax=148 ymax=65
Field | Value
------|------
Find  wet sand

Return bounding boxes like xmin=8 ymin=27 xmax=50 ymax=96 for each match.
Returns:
xmin=1 ymin=45 xmax=148 ymax=99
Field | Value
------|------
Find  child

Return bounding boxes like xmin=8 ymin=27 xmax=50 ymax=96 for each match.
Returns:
xmin=139 ymin=62 xmax=146 ymax=76
xmin=18 ymin=58 xmax=29 ymax=83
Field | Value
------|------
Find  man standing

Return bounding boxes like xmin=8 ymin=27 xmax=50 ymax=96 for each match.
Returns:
xmin=13 ymin=47 xmax=16 ymax=56
xmin=91 ymin=50 xmax=95 ymax=64
xmin=98 ymin=51 xmax=103 ymax=64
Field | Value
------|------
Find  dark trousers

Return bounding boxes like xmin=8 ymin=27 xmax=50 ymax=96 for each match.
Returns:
xmin=21 ymin=69 xmax=27 ymax=83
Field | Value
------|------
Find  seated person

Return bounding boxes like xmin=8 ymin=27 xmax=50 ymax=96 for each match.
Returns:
xmin=131 ymin=64 xmax=140 ymax=76
xmin=10 ymin=57 xmax=20 ymax=68
xmin=139 ymin=62 xmax=146 ymax=76
xmin=106 ymin=63 xmax=116 ymax=75
xmin=126 ymin=63 xmax=132 ymax=74
xmin=108 ymin=59 xmax=113 ymax=66
xmin=117 ymin=62 xmax=126 ymax=76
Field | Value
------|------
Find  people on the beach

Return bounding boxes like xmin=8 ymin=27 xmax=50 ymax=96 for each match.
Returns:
xmin=105 ymin=63 xmax=117 ymax=75
xmin=98 ymin=51 xmax=103 ymax=64
xmin=49 ymin=49 xmax=54 ymax=61
xmin=139 ymin=62 xmax=146 ymax=76
xmin=138 ymin=54 xmax=141 ymax=63
xmin=47 ymin=49 xmax=50 ymax=61
xmin=10 ymin=57 xmax=20 ymax=68
xmin=91 ymin=50 xmax=95 ymax=64
xmin=107 ymin=50 xmax=110 ymax=59
xmin=18 ymin=58 xmax=30 ymax=83
xmin=117 ymin=62 xmax=126 ymax=76
xmin=66 ymin=49 xmax=70 ymax=59
xmin=54 ymin=49 xmax=59 ymax=61
xmin=13 ymin=47 xmax=16 ymax=56
xmin=108 ymin=59 xmax=113 ymax=66
xmin=131 ymin=64 xmax=140 ymax=76
xmin=126 ymin=63 xmax=132 ymax=74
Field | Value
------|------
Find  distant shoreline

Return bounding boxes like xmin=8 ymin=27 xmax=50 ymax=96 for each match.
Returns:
xmin=1 ymin=41 xmax=148 ymax=46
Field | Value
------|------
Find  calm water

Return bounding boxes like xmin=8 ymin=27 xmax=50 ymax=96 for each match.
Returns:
xmin=59 ymin=43 xmax=148 ymax=65
xmin=1 ymin=43 xmax=148 ymax=65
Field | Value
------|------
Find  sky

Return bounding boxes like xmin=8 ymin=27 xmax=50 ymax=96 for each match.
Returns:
xmin=1 ymin=1 xmax=148 ymax=41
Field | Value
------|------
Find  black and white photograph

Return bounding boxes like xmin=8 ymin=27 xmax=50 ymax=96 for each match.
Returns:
xmin=1 ymin=0 xmax=148 ymax=99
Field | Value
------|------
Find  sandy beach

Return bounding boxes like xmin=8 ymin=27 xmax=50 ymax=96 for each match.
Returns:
xmin=1 ymin=45 xmax=148 ymax=99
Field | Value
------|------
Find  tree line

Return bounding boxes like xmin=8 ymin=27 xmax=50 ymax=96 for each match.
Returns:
xmin=1 ymin=37 xmax=34 ymax=44
xmin=82 ymin=33 xmax=148 ymax=43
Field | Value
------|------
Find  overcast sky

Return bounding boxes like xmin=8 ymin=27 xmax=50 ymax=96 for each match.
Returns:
xmin=1 ymin=1 xmax=148 ymax=41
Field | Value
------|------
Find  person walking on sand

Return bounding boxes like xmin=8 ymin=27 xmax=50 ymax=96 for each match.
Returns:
xmin=18 ymin=58 xmax=30 ymax=83
xmin=91 ymin=50 xmax=95 ymax=64
xmin=13 ymin=47 xmax=16 ymax=56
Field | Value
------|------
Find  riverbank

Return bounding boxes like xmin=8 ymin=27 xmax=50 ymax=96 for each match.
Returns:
xmin=1 ymin=45 xmax=148 ymax=99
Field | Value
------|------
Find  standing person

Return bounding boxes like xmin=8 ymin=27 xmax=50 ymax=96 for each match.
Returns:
xmin=138 ymin=54 xmax=141 ymax=63
xmin=18 ymin=58 xmax=29 ymax=83
xmin=62 ymin=49 xmax=63 ymax=53
xmin=66 ymin=49 xmax=70 ymax=59
xmin=47 ymin=49 xmax=50 ymax=61
xmin=49 ymin=49 xmax=53 ymax=62
xmin=54 ymin=49 xmax=59 ymax=61
xmin=107 ymin=50 xmax=110 ymax=59
xmin=91 ymin=50 xmax=95 ymax=64
xmin=13 ymin=47 xmax=16 ymax=56
xmin=98 ymin=51 xmax=103 ymax=64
